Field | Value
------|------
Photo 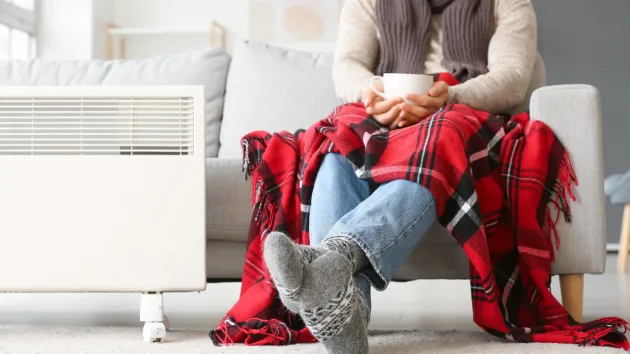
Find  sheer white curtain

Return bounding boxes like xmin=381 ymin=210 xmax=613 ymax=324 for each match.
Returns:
xmin=0 ymin=0 xmax=37 ymax=59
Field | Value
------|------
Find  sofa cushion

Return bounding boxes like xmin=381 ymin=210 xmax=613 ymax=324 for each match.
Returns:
xmin=218 ymin=40 xmax=342 ymax=158
xmin=0 ymin=47 xmax=231 ymax=157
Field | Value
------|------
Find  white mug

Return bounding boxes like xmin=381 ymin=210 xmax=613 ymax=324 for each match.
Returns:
xmin=369 ymin=73 xmax=434 ymax=105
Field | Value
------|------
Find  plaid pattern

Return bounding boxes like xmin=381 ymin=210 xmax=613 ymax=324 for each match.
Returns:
xmin=210 ymin=73 xmax=629 ymax=350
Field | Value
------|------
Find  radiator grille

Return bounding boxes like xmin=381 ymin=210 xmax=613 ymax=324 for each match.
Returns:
xmin=0 ymin=97 xmax=195 ymax=155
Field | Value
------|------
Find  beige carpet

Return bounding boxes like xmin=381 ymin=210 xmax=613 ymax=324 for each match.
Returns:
xmin=0 ymin=325 xmax=625 ymax=353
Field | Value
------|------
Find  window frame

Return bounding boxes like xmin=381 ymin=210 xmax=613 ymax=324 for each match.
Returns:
xmin=0 ymin=0 xmax=38 ymax=59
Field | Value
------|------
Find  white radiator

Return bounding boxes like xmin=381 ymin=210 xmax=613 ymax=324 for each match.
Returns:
xmin=0 ymin=86 xmax=207 ymax=342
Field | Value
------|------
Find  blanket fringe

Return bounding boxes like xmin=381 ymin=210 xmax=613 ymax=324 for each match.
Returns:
xmin=250 ymin=171 xmax=278 ymax=231
xmin=242 ymin=138 xmax=273 ymax=225
xmin=242 ymin=139 xmax=259 ymax=180
xmin=211 ymin=317 xmax=291 ymax=346
xmin=543 ymin=151 xmax=578 ymax=261
xmin=575 ymin=318 xmax=629 ymax=348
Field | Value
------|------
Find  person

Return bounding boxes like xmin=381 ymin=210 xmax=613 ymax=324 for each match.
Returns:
xmin=262 ymin=0 xmax=537 ymax=353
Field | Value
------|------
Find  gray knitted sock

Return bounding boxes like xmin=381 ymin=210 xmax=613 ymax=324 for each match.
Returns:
xmin=263 ymin=231 xmax=326 ymax=313
xmin=300 ymin=252 xmax=369 ymax=354
xmin=300 ymin=276 xmax=369 ymax=354
xmin=263 ymin=232 xmax=370 ymax=354
xmin=322 ymin=236 xmax=370 ymax=274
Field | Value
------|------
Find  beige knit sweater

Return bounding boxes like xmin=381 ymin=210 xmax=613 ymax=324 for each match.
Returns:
xmin=332 ymin=0 xmax=538 ymax=113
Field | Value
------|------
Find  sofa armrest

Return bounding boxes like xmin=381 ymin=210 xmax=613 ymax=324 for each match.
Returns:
xmin=530 ymin=85 xmax=606 ymax=275
xmin=205 ymin=158 xmax=252 ymax=242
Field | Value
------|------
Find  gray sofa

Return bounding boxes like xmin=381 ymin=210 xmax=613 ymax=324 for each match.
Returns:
xmin=0 ymin=40 xmax=606 ymax=320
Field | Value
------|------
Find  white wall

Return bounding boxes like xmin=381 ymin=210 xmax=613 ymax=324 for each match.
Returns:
xmin=37 ymin=0 xmax=96 ymax=59
xmin=110 ymin=0 xmax=250 ymax=58
xmin=37 ymin=0 xmax=343 ymax=60
xmin=108 ymin=0 xmax=343 ymax=58
xmin=37 ymin=0 xmax=114 ymax=60
xmin=249 ymin=0 xmax=343 ymax=52
xmin=91 ymin=0 xmax=114 ymax=60
xmin=36 ymin=0 xmax=248 ymax=59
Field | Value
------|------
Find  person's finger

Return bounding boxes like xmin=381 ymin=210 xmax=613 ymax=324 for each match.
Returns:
xmin=364 ymin=80 xmax=386 ymax=108
xmin=399 ymin=119 xmax=420 ymax=128
xmin=385 ymin=104 xmax=403 ymax=125
xmin=362 ymin=92 xmax=371 ymax=108
xmin=363 ymin=89 xmax=378 ymax=108
xmin=429 ymin=81 xmax=449 ymax=97
xmin=401 ymin=103 xmax=433 ymax=120
xmin=389 ymin=112 xmax=404 ymax=130
xmin=372 ymin=94 xmax=385 ymax=107
xmin=367 ymin=97 xmax=402 ymax=115
xmin=404 ymin=94 xmax=442 ymax=109
xmin=375 ymin=104 xmax=401 ymax=126
xmin=388 ymin=106 xmax=416 ymax=129
xmin=397 ymin=111 xmax=423 ymax=128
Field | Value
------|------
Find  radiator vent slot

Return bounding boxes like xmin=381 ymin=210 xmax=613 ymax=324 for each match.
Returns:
xmin=0 ymin=97 xmax=195 ymax=156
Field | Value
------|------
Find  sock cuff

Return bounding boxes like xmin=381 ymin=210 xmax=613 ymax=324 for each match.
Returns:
xmin=322 ymin=237 xmax=361 ymax=271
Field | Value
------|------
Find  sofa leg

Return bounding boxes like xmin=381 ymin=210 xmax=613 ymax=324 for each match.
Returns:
xmin=140 ymin=292 xmax=166 ymax=343
xmin=559 ymin=274 xmax=584 ymax=322
xmin=618 ymin=204 xmax=630 ymax=273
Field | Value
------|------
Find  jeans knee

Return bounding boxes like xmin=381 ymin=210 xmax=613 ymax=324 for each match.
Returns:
xmin=316 ymin=154 xmax=356 ymax=187
xmin=320 ymin=153 xmax=352 ymax=175
xmin=387 ymin=180 xmax=436 ymax=214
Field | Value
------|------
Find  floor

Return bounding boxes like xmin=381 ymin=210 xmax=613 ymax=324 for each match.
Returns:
xmin=0 ymin=256 xmax=628 ymax=350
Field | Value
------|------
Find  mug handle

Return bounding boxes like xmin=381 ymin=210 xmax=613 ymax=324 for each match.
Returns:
xmin=369 ymin=76 xmax=387 ymax=100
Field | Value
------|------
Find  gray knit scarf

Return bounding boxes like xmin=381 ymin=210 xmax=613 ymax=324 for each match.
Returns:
xmin=375 ymin=0 xmax=494 ymax=82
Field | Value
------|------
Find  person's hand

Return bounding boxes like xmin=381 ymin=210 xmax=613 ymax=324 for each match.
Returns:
xmin=391 ymin=81 xmax=449 ymax=129
xmin=363 ymin=81 xmax=404 ymax=127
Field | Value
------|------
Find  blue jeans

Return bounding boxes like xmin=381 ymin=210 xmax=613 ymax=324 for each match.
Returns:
xmin=309 ymin=153 xmax=437 ymax=314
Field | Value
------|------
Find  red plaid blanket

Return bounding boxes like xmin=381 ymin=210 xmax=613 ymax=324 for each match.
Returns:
xmin=210 ymin=73 xmax=629 ymax=349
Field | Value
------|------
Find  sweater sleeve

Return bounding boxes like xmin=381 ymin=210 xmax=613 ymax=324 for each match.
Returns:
xmin=332 ymin=0 xmax=380 ymax=103
xmin=448 ymin=0 xmax=538 ymax=113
